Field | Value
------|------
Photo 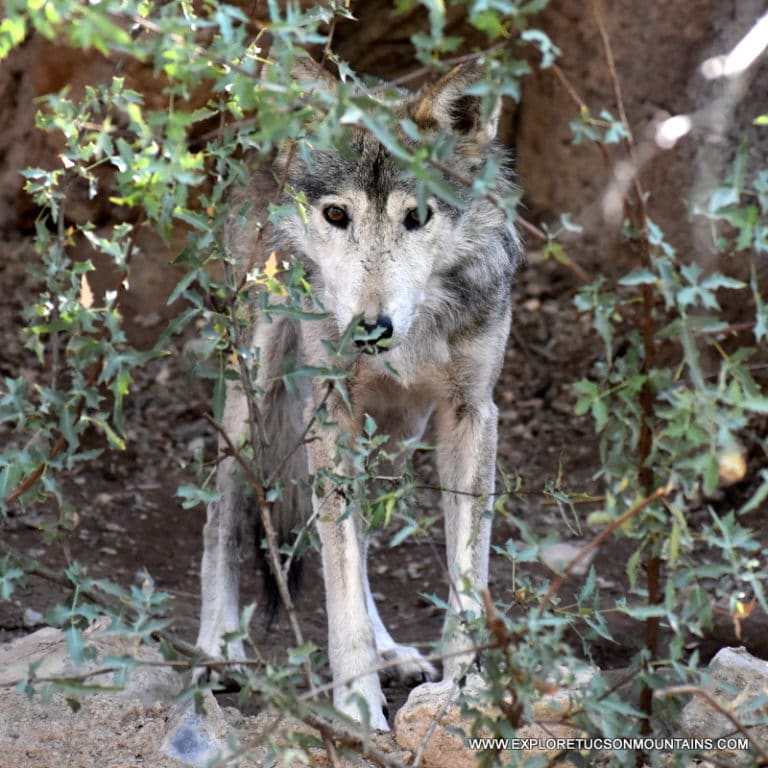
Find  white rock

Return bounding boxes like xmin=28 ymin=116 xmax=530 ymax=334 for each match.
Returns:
xmin=22 ymin=608 xmax=44 ymax=627
xmin=394 ymin=669 xmax=597 ymax=768
xmin=161 ymin=693 xmax=232 ymax=767
xmin=540 ymin=541 xmax=595 ymax=576
xmin=681 ymin=646 xmax=768 ymax=764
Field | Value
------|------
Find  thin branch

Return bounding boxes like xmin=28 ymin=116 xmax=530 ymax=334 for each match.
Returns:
xmin=302 ymin=712 xmax=410 ymax=768
xmin=5 ymin=210 xmax=145 ymax=510
xmin=537 ymin=485 xmax=669 ymax=616
xmin=656 ymin=685 xmax=768 ymax=765
xmin=591 ymin=0 xmax=659 ymax=738
xmin=412 ymin=679 xmax=459 ymax=768
xmin=426 ymin=157 xmax=590 ymax=284
xmin=264 ymin=379 xmax=332 ymax=488
xmin=550 ymin=64 xmax=588 ymax=113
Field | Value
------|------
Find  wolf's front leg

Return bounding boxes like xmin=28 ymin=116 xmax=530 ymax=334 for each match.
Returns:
xmin=309 ymin=429 xmax=389 ymax=731
xmin=197 ymin=383 xmax=248 ymax=663
xmin=436 ymin=399 xmax=498 ymax=681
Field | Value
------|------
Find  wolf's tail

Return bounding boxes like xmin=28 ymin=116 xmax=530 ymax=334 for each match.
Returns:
xmin=251 ymin=317 xmax=312 ymax=623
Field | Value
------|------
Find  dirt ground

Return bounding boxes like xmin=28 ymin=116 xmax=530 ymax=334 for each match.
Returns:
xmin=2 ymin=211 xmax=767 ymax=734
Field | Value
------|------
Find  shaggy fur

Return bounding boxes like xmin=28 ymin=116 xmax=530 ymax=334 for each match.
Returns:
xmin=197 ymin=58 xmax=522 ymax=731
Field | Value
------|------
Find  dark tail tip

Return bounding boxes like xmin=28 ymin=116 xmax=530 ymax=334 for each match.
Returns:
xmin=253 ymin=511 xmax=306 ymax=627
xmin=260 ymin=554 xmax=304 ymax=627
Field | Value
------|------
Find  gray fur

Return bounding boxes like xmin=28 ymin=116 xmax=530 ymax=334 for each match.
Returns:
xmin=197 ymin=60 xmax=522 ymax=731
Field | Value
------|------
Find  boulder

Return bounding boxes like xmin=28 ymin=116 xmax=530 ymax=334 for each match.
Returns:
xmin=0 ymin=624 xmax=186 ymax=768
xmin=0 ymin=624 xmax=407 ymax=768
xmin=680 ymin=646 xmax=768 ymax=766
xmin=394 ymin=669 xmax=596 ymax=768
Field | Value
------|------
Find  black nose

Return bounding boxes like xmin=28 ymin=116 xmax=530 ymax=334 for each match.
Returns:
xmin=355 ymin=314 xmax=394 ymax=351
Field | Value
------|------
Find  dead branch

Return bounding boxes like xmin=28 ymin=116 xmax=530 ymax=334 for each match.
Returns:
xmin=537 ymin=485 xmax=669 ymax=616
xmin=656 ymin=685 xmax=768 ymax=765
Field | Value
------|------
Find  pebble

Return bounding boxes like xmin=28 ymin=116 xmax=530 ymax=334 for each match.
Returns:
xmin=523 ymin=298 xmax=541 ymax=312
xmin=539 ymin=542 xmax=595 ymax=576
xmin=22 ymin=608 xmax=44 ymax=627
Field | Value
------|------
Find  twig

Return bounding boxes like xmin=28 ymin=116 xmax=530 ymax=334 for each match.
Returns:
xmin=425 ymin=157 xmax=590 ymax=284
xmin=264 ymin=380 xmax=332 ymax=488
xmin=302 ymin=712 xmax=410 ymax=768
xmin=516 ymin=215 xmax=548 ymax=242
xmin=5 ymin=210 xmax=145 ymax=510
xmin=412 ymin=679 xmax=460 ymax=768
xmin=322 ymin=732 xmax=343 ymax=768
xmin=656 ymin=685 xmax=768 ymax=765
xmin=4 ymin=358 xmax=103 ymax=507
xmin=537 ymin=485 xmax=669 ymax=616
xmin=376 ymin=474 xmax=603 ymax=504
xmin=550 ymin=64 xmax=588 ymax=113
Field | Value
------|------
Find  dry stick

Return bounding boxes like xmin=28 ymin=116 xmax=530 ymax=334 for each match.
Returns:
xmin=264 ymin=379 xmax=332 ymax=489
xmin=591 ymin=0 xmax=659 ymax=739
xmin=656 ymin=686 xmax=768 ymax=765
xmin=302 ymin=713 xmax=410 ymax=768
xmin=537 ymin=485 xmax=668 ymax=616
xmin=550 ymin=64 xmax=588 ymax=113
xmin=195 ymin=47 xmax=506 ymax=147
xmin=550 ymin=63 xmax=613 ymax=173
xmin=376 ymin=475 xmax=603 ymax=504
xmin=412 ymin=680 xmax=460 ymax=768
xmin=0 ymin=655 xmax=275 ymax=690
xmin=0 ymin=546 xmax=407 ymax=768
xmin=4 ymin=358 xmax=103 ymax=507
xmin=530 ymin=486 xmax=668 ymax=764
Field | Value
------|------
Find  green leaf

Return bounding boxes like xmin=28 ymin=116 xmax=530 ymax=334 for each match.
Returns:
xmin=0 ymin=15 xmax=27 ymax=60
xmin=577 ymin=565 xmax=597 ymax=603
xmin=619 ymin=268 xmax=657 ymax=286
xmin=79 ymin=416 xmax=126 ymax=451
xmin=176 ymin=485 xmax=222 ymax=510
xmin=591 ymin=396 xmax=608 ymax=432
xmin=740 ymin=470 xmax=768 ymax=514
xmin=617 ymin=603 xmax=667 ymax=619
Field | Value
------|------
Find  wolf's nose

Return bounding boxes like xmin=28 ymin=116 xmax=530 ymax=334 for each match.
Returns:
xmin=355 ymin=314 xmax=393 ymax=351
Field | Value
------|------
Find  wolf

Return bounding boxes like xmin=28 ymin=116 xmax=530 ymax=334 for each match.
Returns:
xmin=196 ymin=57 xmax=522 ymax=731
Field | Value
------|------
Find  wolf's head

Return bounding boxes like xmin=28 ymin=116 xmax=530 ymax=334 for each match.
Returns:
xmin=276 ymin=59 xmax=515 ymax=352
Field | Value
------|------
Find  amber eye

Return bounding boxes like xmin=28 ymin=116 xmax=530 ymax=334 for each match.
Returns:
xmin=323 ymin=205 xmax=350 ymax=229
xmin=404 ymin=206 xmax=433 ymax=231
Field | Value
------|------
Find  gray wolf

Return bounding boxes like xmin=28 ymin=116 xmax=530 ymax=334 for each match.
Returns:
xmin=196 ymin=57 xmax=522 ymax=731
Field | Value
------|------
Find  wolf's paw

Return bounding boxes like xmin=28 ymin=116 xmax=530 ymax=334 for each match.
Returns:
xmin=379 ymin=644 xmax=437 ymax=686
xmin=335 ymin=673 xmax=390 ymax=731
xmin=194 ymin=633 xmax=247 ymax=689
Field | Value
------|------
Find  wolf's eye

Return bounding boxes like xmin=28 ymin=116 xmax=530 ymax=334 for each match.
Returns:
xmin=323 ymin=205 xmax=350 ymax=229
xmin=404 ymin=206 xmax=433 ymax=231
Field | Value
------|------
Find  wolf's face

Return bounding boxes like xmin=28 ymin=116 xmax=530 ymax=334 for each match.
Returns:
xmin=282 ymin=135 xmax=458 ymax=347
xmin=277 ymin=60 xmax=508 ymax=351
xmin=302 ymin=187 xmax=440 ymax=346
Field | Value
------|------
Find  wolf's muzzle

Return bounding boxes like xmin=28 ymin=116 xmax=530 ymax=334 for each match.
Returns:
xmin=354 ymin=314 xmax=393 ymax=354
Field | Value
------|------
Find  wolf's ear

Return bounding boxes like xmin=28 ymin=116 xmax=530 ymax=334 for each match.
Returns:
xmin=290 ymin=55 xmax=338 ymax=96
xmin=411 ymin=62 xmax=500 ymax=143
